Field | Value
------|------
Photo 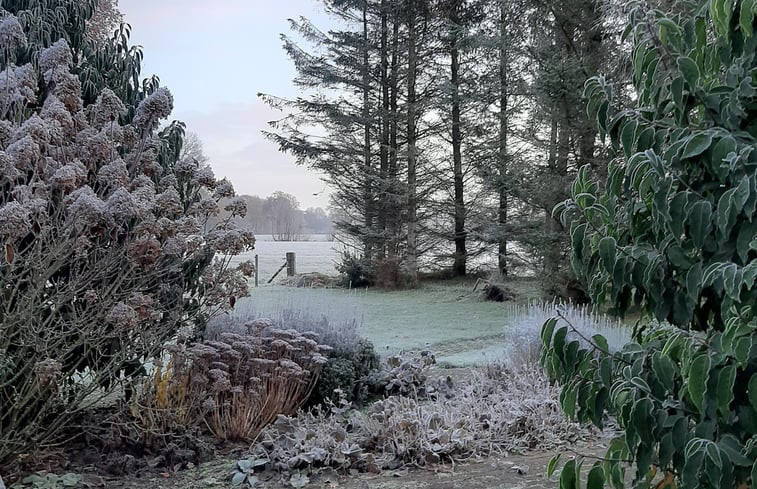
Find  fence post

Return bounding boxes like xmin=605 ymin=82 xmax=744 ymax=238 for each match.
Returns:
xmin=254 ymin=254 xmax=259 ymax=287
xmin=286 ymin=252 xmax=296 ymax=277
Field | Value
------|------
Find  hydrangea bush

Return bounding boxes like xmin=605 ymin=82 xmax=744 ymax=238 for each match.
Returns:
xmin=0 ymin=7 xmax=253 ymax=468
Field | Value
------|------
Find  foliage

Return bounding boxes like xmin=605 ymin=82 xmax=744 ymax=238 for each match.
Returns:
xmin=335 ymin=249 xmax=373 ymax=288
xmin=0 ymin=3 xmax=253 ymax=469
xmin=11 ymin=472 xmax=89 ymax=489
xmin=132 ymin=320 xmax=329 ymax=442
xmin=543 ymin=1 xmax=757 ymax=487
xmin=234 ymin=362 xmax=592 ymax=486
xmin=307 ymin=338 xmax=380 ymax=407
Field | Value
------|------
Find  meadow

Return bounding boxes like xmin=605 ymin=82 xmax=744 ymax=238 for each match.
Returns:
xmin=228 ymin=237 xmax=631 ymax=366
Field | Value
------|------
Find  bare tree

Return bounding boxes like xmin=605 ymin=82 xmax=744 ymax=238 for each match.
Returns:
xmin=180 ymin=130 xmax=210 ymax=167
xmin=264 ymin=191 xmax=303 ymax=241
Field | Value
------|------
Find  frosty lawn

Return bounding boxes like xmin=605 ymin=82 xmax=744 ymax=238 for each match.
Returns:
xmin=230 ymin=279 xmax=630 ymax=367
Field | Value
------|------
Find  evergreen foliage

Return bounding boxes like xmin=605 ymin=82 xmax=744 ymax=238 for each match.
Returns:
xmin=542 ymin=0 xmax=757 ymax=487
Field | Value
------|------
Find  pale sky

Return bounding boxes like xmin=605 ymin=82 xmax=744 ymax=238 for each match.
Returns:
xmin=119 ymin=0 xmax=333 ymax=209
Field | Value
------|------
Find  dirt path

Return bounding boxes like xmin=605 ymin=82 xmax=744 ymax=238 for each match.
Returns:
xmin=110 ymin=437 xmax=610 ymax=489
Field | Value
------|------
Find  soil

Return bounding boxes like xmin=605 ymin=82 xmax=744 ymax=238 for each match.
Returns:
xmin=105 ymin=437 xmax=611 ymax=488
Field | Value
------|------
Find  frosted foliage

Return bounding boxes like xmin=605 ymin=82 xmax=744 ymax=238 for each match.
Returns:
xmin=0 ymin=14 xmax=25 ymax=50
xmin=39 ymin=39 xmax=73 ymax=77
xmin=133 ymin=87 xmax=173 ymax=134
xmin=15 ymin=115 xmax=51 ymax=144
xmin=65 ymin=186 xmax=106 ymax=224
xmin=0 ymin=64 xmax=37 ymax=113
xmin=105 ymin=187 xmax=137 ymax=222
xmin=154 ymin=187 xmax=182 ymax=216
xmin=51 ymin=160 xmax=87 ymax=191
xmin=0 ymin=13 xmax=256 ymax=468
xmin=97 ymin=158 xmax=129 ymax=187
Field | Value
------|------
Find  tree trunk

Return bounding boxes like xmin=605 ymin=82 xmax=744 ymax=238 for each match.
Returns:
xmin=362 ymin=0 xmax=373 ymax=259
xmin=405 ymin=0 xmax=418 ymax=285
xmin=497 ymin=1 xmax=509 ymax=277
xmin=378 ymin=0 xmax=390 ymax=259
xmin=450 ymin=1 xmax=466 ymax=277
xmin=449 ymin=2 xmax=468 ymax=277
xmin=388 ymin=7 xmax=400 ymax=258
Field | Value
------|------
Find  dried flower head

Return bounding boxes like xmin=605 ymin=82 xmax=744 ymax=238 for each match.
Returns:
xmin=0 ymin=201 xmax=31 ymax=241
xmin=34 ymin=358 xmax=62 ymax=386
xmin=92 ymin=88 xmax=127 ymax=127
xmin=224 ymin=196 xmax=248 ymax=218
xmin=106 ymin=302 xmax=139 ymax=330
xmin=213 ymin=178 xmax=235 ymax=199
xmin=39 ymin=39 xmax=72 ymax=76
xmin=0 ymin=14 xmax=26 ymax=51
xmin=133 ymin=87 xmax=173 ymax=134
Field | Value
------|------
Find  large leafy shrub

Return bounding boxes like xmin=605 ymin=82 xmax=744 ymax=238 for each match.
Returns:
xmin=0 ymin=4 xmax=253 ymax=469
xmin=542 ymin=1 xmax=756 ymax=488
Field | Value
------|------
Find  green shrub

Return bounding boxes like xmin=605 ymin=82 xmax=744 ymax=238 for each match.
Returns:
xmin=307 ymin=338 xmax=381 ymax=407
xmin=542 ymin=1 xmax=756 ymax=488
xmin=335 ymin=249 xmax=373 ymax=288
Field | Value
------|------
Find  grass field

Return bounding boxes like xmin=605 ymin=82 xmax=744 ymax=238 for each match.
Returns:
xmin=226 ymin=238 xmax=631 ymax=366
xmin=231 ymin=276 xmax=630 ymax=366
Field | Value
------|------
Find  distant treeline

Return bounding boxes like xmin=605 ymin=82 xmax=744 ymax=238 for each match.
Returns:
xmin=213 ymin=191 xmax=333 ymax=241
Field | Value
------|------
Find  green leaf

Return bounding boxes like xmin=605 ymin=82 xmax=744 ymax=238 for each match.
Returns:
xmin=740 ymin=0 xmax=754 ymax=36
xmin=547 ymin=453 xmax=561 ymax=477
xmin=592 ymin=334 xmax=609 ymax=353
xmin=541 ymin=317 xmax=558 ymax=347
xmin=560 ymin=459 xmax=578 ymax=489
xmin=749 ymin=374 xmax=757 ymax=411
xmin=231 ymin=472 xmax=247 ymax=486
xmin=621 ymin=120 xmax=637 ymax=158
xmin=681 ymin=132 xmax=713 ymax=159
xmin=717 ymin=177 xmax=751 ymax=236
xmin=652 ymin=352 xmax=676 ymax=392
xmin=688 ymin=354 xmax=711 ymax=414
xmin=687 ymin=200 xmax=712 ymax=248
xmin=599 ymin=237 xmax=617 ymax=273
xmin=587 ymin=464 xmax=605 ymax=489
xmin=677 ymin=56 xmax=700 ymax=89
xmin=671 ymin=77 xmax=684 ymax=110
xmin=716 ymin=365 xmax=736 ymax=417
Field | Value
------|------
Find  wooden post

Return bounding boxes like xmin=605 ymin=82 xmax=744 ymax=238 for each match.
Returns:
xmin=286 ymin=252 xmax=296 ymax=277
xmin=254 ymin=254 xmax=259 ymax=287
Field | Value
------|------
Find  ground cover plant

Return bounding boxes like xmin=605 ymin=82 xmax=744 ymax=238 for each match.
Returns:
xmin=232 ymin=356 xmax=597 ymax=488
xmin=542 ymin=1 xmax=757 ymax=488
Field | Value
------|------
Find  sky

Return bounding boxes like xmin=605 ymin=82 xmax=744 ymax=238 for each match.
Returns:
xmin=118 ymin=0 xmax=334 ymax=210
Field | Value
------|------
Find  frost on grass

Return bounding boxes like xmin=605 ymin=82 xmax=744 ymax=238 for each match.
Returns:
xmin=502 ymin=302 xmax=630 ymax=367
xmin=239 ymin=362 xmax=595 ymax=485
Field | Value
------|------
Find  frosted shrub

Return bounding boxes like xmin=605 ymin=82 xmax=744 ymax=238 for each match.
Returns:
xmin=0 ymin=14 xmax=253 ymax=468
xmin=237 ymin=362 xmax=594 ymax=486
xmin=210 ymin=298 xmax=384 ymax=407
xmin=133 ymin=320 xmax=330 ymax=442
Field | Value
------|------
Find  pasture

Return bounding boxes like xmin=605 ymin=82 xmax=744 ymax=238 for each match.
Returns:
xmin=228 ymin=237 xmax=630 ymax=366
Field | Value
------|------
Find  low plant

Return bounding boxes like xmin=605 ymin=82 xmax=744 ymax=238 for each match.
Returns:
xmin=235 ymin=361 xmax=593 ymax=486
xmin=211 ymin=299 xmax=384 ymax=408
xmin=335 ymin=249 xmax=373 ymax=288
xmin=10 ymin=472 xmax=89 ymax=489
xmin=131 ymin=320 xmax=329 ymax=442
